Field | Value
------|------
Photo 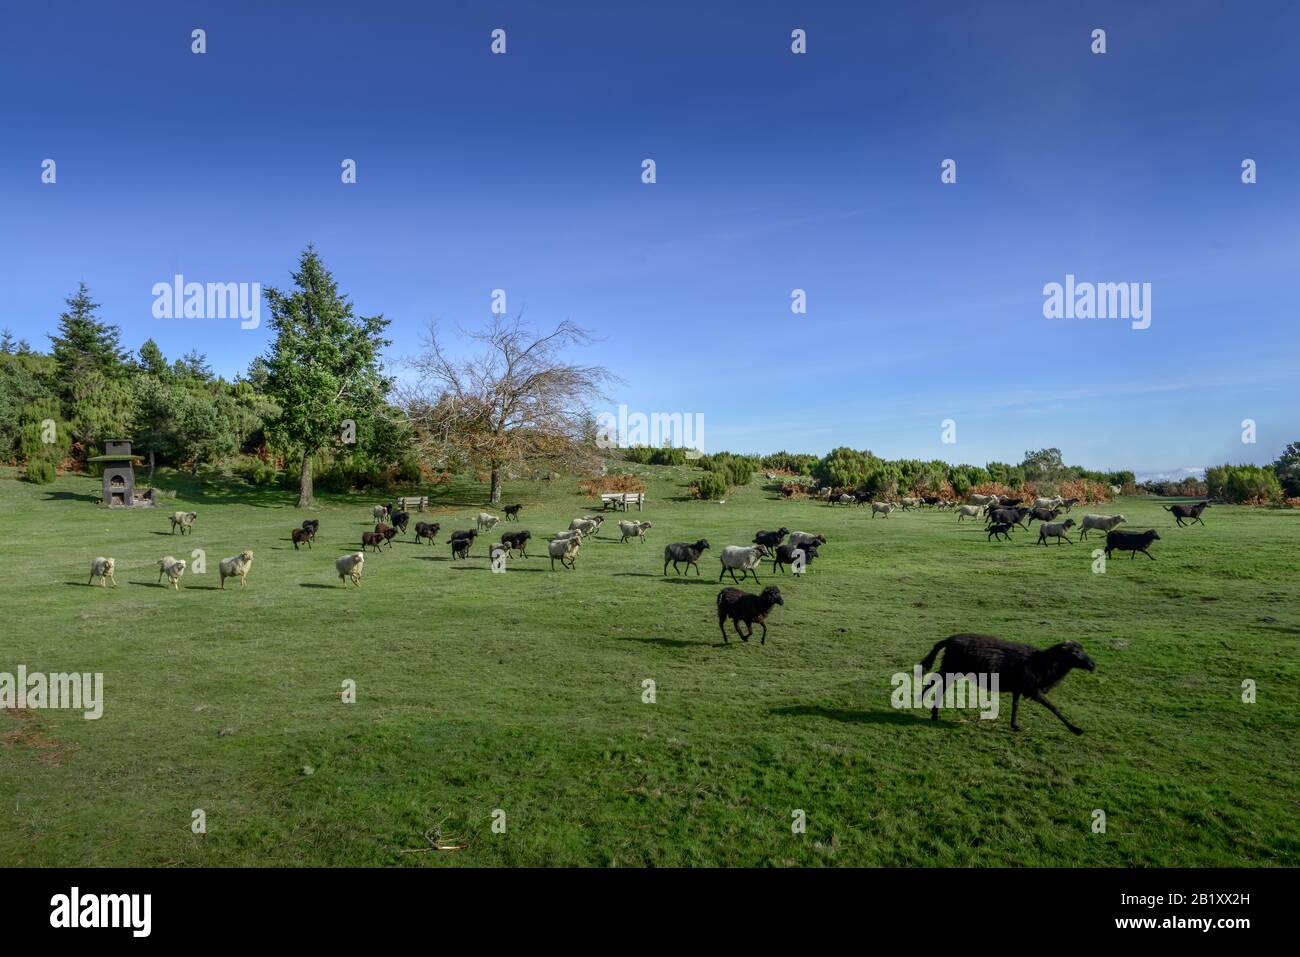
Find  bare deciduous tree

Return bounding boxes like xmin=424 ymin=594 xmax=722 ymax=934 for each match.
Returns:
xmin=402 ymin=315 xmax=616 ymax=503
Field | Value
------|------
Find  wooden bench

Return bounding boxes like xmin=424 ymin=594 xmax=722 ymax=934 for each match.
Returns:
xmin=600 ymin=492 xmax=646 ymax=512
xmin=396 ymin=496 xmax=429 ymax=512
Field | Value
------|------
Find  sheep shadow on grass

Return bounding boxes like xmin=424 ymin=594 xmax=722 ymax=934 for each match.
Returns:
xmin=43 ymin=490 xmax=100 ymax=503
xmin=617 ymin=635 xmax=708 ymax=649
xmin=770 ymin=704 xmax=954 ymax=728
xmin=448 ymin=565 xmax=545 ymax=573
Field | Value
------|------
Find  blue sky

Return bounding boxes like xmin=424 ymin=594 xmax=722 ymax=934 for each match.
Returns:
xmin=2 ymin=0 xmax=1296 ymax=475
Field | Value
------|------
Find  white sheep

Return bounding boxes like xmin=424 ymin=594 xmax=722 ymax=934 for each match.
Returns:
xmin=170 ymin=510 xmax=198 ymax=535
xmin=335 ymin=552 xmax=365 ymax=586
xmin=476 ymin=511 xmax=500 ymax=532
xmin=956 ymin=504 xmax=984 ymax=521
xmin=1078 ymin=513 xmax=1127 ymax=540
xmin=1033 ymin=496 xmax=1065 ymax=510
xmin=548 ymin=535 xmax=581 ymax=570
xmin=618 ymin=520 xmax=652 ymax=543
xmin=718 ymin=544 xmax=768 ymax=584
xmin=156 ymin=556 xmax=187 ymax=590
xmin=871 ymin=502 xmax=897 ymax=518
xmin=372 ymin=504 xmax=389 ymax=522
xmin=786 ymin=531 xmax=826 ymax=549
xmin=568 ymin=517 xmax=600 ymax=537
xmin=88 ymin=557 xmax=117 ymax=587
xmin=968 ymin=493 xmax=998 ymax=507
xmin=218 ymin=550 xmax=254 ymax=589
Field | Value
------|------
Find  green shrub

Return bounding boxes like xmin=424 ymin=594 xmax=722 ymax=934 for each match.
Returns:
xmin=1206 ymin=464 xmax=1281 ymax=504
xmin=761 ymin=451 xmax=818 ymax=474
xmin=395 ymin=455 xmax=422 ymax=484
xmin=699 ymin=452 xmax=759 ymax=488
xmin=24 ymin=458 xmax=56 ymax=484
xmin=233 ymin=457 xmax=279 ymax=486
xmin=694 ymin=472 xmax=728 ymax=500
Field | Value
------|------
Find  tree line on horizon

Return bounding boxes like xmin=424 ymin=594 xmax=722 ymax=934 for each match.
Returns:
xmin=3 ymin=246 xmax=1297 ymax=507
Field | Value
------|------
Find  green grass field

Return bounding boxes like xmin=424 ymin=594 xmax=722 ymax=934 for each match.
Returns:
xmin=1 ymin=465 xmax=1297 ymax=867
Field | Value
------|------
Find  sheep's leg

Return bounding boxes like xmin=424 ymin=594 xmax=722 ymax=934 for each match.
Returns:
xmin=1143 ymin=548 xmax=1155 ymax=560
xmin=1010 ymin=693 xmax=1021 ymax=730
xmin=759 ymin=621 xmax=767 ymax=645
xmin=1032 ymin=692 xmax=1083 ymax=735
xmin=735 ymin=620 xmax=749 ymax=642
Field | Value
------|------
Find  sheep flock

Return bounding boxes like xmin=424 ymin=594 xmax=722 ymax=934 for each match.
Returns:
xmin=74 ymin=485 xmax=1219 ymax=736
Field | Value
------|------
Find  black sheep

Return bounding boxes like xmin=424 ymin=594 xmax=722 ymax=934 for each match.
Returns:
xmin=987 ymin=522 xmax=1014 ymax=542
xmin=504 ymin=504 xmax=524 ymax=521
xmin=413 ymin=521 xmax=440 ymax=545
xmin=1105 ymin=528 xmax=1160 ymax=560
xmin=500 ymin=529 xmax=531 ymax=558
xmin=998 ymin=497 xmax=1023 ymax=507
xmin=291 ymin=527 xmax=315 ymax=550
xmin=301 ymin=518 xmax=320 ymax=534
xmin=1026 ymin=506 xmax=1061 ymax=526
xmin=663 ymin=539 xmax=710 ymax=576
xmin=752 ymin=527 xmax=790 ymax=551
xmin=1164 ymin=501 xmax=1210 ymax=527
xmin=361 ymin=531 xmax=386 ymax=553
xmin=919 ymin=633 xmax=1096 ymax=734
xmin=716 ymin=586 xmax=784 ymax=644
xmin=987 ymin=506 xmax=1031 ymax=530
xmin=772 ymin=542 xmax=817 ymax=573
xmin=448 ymin=529 xmax=477 ymax=556
xmin=388 ymin=510 xmax=411 ymax=534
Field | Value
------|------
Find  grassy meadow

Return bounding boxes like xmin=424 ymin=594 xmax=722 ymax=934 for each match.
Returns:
xmin=1 ymin=464 xmax=1297 ymax=867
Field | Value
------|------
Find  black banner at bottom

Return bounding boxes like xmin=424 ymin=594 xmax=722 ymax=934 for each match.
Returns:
xmin=1 ymin=867 xmax=1285 ymax=941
